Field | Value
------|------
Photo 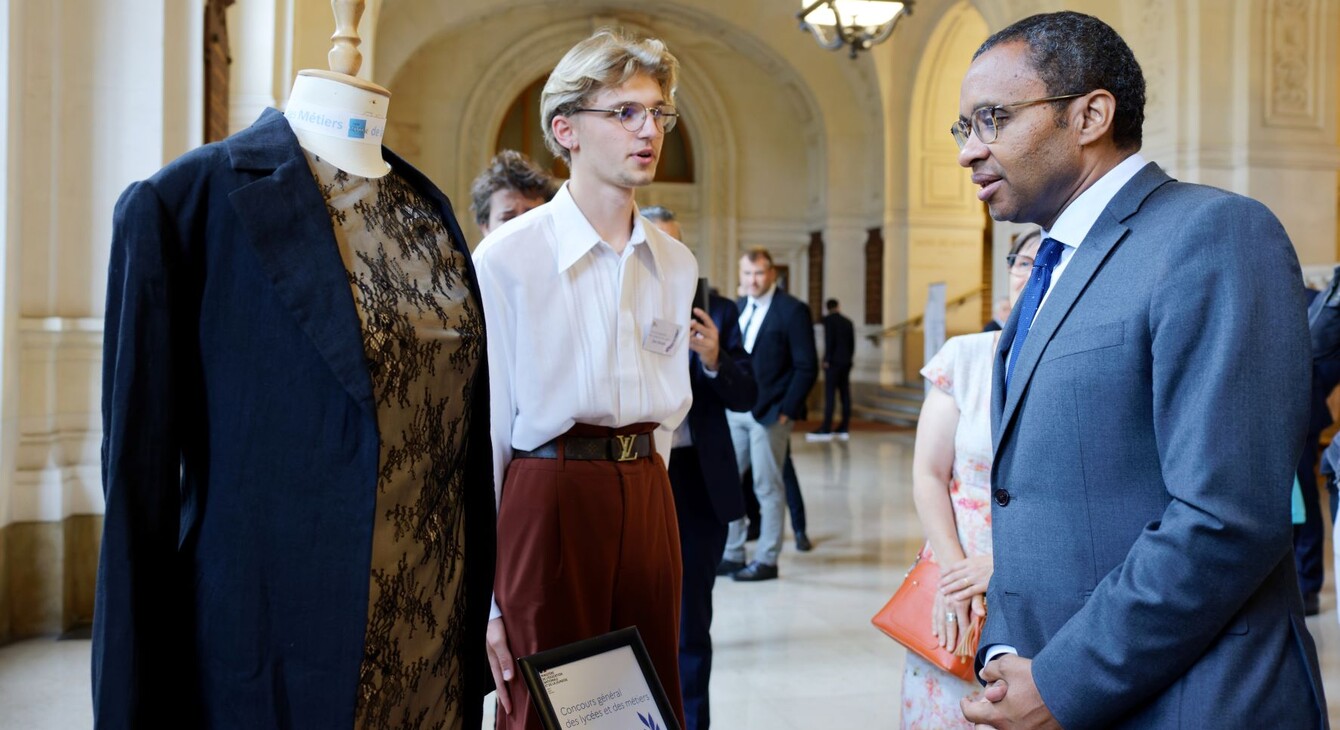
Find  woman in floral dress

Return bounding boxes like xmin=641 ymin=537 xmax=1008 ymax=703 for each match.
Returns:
xmin=900 ymin=231 xmax=1041 ymax=728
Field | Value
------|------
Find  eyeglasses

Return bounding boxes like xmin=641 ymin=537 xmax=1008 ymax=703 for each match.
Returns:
xmin=1006 ymin=253 xmax=1035 ymax=274
xmin=950 ymin=92 xmax=1088 ymax=150
xmin=572 ymin=102 xmax=679 ymax=133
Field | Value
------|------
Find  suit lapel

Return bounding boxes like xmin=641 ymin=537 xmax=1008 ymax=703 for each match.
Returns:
xmin=227 ymin=111 xmax=376 ymax=414
xmin=994 ymin=163 xmax=1173 ymax=451
xmin=754 ymin=292 xmax=783 ymax=337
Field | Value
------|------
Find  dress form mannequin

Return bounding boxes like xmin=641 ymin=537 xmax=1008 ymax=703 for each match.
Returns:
xmin=283 ymin=0 xmax=391 ymax=178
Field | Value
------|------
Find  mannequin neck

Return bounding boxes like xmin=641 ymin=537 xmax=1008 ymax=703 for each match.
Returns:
xmin=283 ymin=70 xmax=392 ymax=178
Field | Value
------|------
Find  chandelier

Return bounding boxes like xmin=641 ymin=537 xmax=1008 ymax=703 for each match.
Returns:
xmin=798 ymin=0 xmax=914 ymax=58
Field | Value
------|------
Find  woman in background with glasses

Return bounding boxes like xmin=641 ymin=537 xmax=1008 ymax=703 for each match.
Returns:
xmin=899 ymin=229 xmax=1041 ymax=728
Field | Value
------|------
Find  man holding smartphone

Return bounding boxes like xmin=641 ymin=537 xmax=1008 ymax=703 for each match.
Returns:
xmin=644 ymin=206 xmax=757 ymax=729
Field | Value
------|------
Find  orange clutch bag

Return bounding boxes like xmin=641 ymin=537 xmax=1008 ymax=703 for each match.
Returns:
xmin=871 ymin=553 xmax=982 ymax=683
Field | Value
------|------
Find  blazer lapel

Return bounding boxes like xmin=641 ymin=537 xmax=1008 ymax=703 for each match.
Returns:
xmin=994 ymin=163 xmax=1174 ymax=451
xmin=990 ymin=307 xmax=1016 ymax=439
xmin=227 ymin=111 xmax=375 ymax=414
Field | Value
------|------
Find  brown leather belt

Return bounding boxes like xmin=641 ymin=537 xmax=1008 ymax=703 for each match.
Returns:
xmin=515 ymin=433 xmax=655 ymax=462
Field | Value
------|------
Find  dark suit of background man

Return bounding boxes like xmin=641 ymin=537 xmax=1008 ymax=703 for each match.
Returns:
xmin=644 ymin=208 xmax=757 ymax=730
xmin=957 ymin=12 xmax=1327 ymax=729
xmin=718 ymin=247 xmax=818 ymax=582
xmin=812 ymin=298 xmax=854 ymax=438
xmin=1286 ymin=283 xmax=1340 ymax=616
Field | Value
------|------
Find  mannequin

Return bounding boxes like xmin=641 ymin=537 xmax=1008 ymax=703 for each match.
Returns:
xmin=282 ymin=0 xmax=391 ymax=178
xmin=283 ymin=72 xmax=390 ymax=178
xmin=92 ymin=2 xmax=494 ymax=728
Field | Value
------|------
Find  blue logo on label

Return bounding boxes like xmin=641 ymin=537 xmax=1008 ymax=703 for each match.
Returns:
xmin=347 ymin=119 xmax=366 ymax=139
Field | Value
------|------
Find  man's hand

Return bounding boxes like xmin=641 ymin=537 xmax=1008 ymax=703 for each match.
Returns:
xmin=688 ymin=307 xmax=721 ymax=371
xmin=777 ymin=414 xmax=790 ymax=425
xmin=960 ymin=655 xmax=1060 ymax=730
xmin=486 ymin=617 xmax=516 ymax=714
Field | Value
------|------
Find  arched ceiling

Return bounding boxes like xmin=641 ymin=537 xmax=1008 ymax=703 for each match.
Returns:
xmin=373 ymin=0 xmax=889 ymax=224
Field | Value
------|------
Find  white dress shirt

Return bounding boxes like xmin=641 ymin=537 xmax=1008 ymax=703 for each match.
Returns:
xmin=1035 ymin=153 xmax=1147 ymax=312
xmin=474 ymin=181 xmax=697 ymax=602
xmin=739 ymin=284 xmax=777 ymax=353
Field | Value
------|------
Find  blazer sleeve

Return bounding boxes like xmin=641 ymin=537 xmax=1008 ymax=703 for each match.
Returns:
xmin=780 ymin=300 xmax=819 ymax=419
xmin=93 ymin=181 xmax=192 ymax=728
xmin=706 ymin=298 xmax=757 ymax=412
xmin=1029 ymin=196 xmax=1311 ymax=727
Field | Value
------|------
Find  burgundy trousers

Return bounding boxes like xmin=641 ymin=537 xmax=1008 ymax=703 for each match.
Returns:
xmin=495 ymin=424 xmax=685 ymax=730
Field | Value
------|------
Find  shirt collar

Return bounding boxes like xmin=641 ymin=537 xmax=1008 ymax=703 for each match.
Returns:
xmin=747 ymin=283 xmax=778 ymax=310
xmin=1043 ymin=152 xmax=1147 ymax=248
xmin=550 ymin=182 xmax=661 ymax=277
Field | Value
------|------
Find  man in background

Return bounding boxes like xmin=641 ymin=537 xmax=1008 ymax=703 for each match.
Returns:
xmin=469 ymin=149 xmax=557 ymax=237
xmin=809 ymin=298 xmax=854 ymax=441
xmin=718 ymin=248 xmax=817 ymax=582
xmin=644 ymin=205 xmax=756 ymax=730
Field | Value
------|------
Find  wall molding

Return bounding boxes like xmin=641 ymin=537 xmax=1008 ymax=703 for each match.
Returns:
xmin=1264 ymin=0 xmax=1324 ymax=130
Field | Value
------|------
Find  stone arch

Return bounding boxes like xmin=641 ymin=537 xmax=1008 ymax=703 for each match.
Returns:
xmin=905 ymin=1 xmax=991 ymax=339
xmin=372 ymin=0 xmax=899 ymax=284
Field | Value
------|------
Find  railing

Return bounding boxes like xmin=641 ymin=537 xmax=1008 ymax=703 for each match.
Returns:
xmin=865 ymin=285 xmax=989 ymax=345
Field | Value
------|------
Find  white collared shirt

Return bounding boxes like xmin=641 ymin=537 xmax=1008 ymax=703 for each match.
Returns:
xmin=1036 ymin=153 xmax=1148 ymax=312
xmin=473 ymin=180 xmax=696 ymax=511
xmin=739 ymin=284 xmax=777 ymax=353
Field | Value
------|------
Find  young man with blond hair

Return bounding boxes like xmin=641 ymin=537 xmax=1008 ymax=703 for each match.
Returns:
xmin=473 ymin=29 xmax=696 ymax=729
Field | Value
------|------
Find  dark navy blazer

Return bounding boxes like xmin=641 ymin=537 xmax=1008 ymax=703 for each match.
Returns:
xmin=684 ymin=294 xmax=756 ymax=522
xmin=738 ymin=291 xmax=818 ymax=425
xmin=93 ymin=109 xmax=495 ymax=729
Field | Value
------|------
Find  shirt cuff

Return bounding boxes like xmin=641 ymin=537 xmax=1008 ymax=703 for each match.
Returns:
xmin=489 ymin=594 xmax=501 ymax=621
xmin=979 ymin=644 xmax=1018 ymax=681
xmin=701 ymin=362 xmax=719 ymax=377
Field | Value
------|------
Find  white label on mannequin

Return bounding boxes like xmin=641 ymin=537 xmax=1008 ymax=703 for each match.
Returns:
xmin=284 ymin=103 xmax=386 ymax=146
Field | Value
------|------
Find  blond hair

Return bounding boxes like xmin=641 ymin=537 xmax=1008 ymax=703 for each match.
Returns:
xmin=540 ymin=28 xmax=679 ymax=162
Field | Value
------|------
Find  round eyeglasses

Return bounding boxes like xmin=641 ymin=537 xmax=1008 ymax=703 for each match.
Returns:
xmin=950 ymin=92 xmax=1088 ymax=150
xmin=572 ymin=102 xmax=678 ymax=133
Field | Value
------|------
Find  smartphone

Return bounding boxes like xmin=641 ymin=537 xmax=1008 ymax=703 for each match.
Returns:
xmin=693 ymin=277 xmax=710 ymax=316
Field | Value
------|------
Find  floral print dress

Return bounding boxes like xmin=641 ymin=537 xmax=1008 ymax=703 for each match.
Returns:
xmin=900 ymin=332 xmax=997 ymax=729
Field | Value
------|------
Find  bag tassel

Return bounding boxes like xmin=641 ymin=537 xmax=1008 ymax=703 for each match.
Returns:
xmin=954 ymin=611 xmax=984 ymax=661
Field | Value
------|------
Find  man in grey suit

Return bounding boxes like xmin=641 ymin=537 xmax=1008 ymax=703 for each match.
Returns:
xmin=956 ymin=12 xmax=1328 ymax=729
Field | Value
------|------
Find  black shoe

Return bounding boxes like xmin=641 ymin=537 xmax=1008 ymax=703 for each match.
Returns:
xmin=795 ymin=532 xmax=813 ymax=552
xmin=732 ymin=561 xmax=778 ymax=582
xmin=1303 ymin=592 xmax=1320 ymax=617
xmin=716 ymin=559 xmax=745 ymax=577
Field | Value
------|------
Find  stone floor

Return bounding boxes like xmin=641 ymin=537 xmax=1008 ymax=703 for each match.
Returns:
xmin=2 ymin=427 xmax=1336 ymax=728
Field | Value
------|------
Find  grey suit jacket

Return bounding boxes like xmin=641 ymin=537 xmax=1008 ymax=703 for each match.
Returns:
xmin=984 ymin=163 xmax=1328 ymax=729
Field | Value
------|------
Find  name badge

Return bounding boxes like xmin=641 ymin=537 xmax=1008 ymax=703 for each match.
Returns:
xmin=642 ymin=318 xmax=683 ymax=356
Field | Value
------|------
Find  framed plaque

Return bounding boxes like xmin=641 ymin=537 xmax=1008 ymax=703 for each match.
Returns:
xmin=517 ymin=627 xmax=681 ymax=730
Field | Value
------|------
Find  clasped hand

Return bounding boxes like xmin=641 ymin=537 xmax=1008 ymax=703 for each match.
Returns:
xmin=960 ymin=654 xmax=1061 ymax=730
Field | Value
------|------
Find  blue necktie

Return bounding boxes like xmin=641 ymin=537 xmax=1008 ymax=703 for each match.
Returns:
xmin=1005 ymin=237 xmax=1066 ymax=389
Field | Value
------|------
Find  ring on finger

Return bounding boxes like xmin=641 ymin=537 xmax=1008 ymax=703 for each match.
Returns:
xmin=946 ymin=613 xmax=957 ymax=623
